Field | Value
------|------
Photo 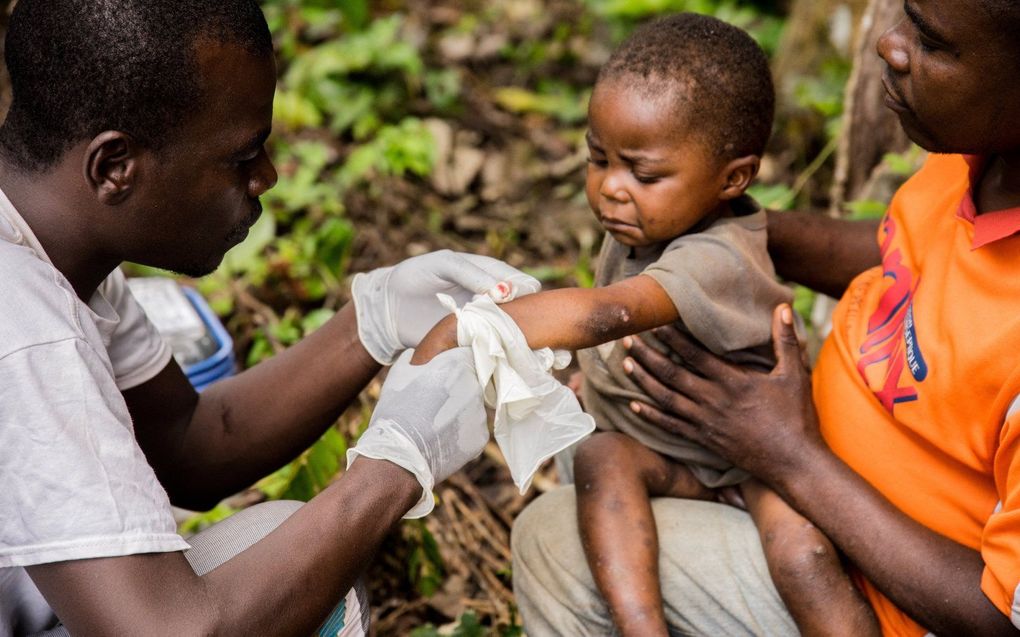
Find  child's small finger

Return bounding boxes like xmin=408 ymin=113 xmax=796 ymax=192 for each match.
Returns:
xmin=486 ymin=281 xmax=512 ymax=302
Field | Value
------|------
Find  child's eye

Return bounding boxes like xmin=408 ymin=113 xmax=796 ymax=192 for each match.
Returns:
xmin=633 ymin=173 xmax=660 ymax=184
xmin=587 ymin=156 xmax=608 ymax=168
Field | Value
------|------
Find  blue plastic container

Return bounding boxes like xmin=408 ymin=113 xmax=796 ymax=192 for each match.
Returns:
xmin=179 ymin=287 xmax=237 ymax=390
xmin=127 ymin=278 xmax=237 ymax=391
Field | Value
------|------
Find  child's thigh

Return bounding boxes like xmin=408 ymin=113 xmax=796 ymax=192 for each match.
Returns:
xmin=575 ymin=432 xmax=713 ymax=500
xmin=575 ymin=432 xmax=659 ymax=477
xmin=573 ymin=431 xmax=690 ymax=493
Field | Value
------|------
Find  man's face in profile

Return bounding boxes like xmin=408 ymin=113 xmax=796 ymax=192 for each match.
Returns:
xmin=125 ymin=40 xmax=278 ymax=278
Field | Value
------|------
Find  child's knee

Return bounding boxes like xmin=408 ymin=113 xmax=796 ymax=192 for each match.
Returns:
xmin=762 ymin=520 xmax=840 ymax=586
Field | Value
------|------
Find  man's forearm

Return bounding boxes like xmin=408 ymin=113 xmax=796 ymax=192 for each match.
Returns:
xmin=174 ymin=303 xmax=381 ymax=505
xmin=766 ymin=210 xmax=881 ymax=298
xmin=777 ymin=446 xmax=1017 ymax=636
xmin=30 ymin=458 xmax=420 ymax=636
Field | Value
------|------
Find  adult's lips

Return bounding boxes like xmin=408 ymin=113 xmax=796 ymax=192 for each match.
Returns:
xmin=226 ymin=200 xmax=263 ymax=245
xmin=881 ymin=75 xmax=911 ymax=114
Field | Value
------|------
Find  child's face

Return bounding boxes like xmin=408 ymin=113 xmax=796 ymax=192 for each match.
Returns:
xmin=585 ymin=81 xmax=728 ymax=248
xmin=877 ymin=0 xmax=1020 ymax=154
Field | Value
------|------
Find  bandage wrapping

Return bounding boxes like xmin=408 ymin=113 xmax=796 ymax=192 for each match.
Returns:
xmin=438 ymin=294 xmax=596 ymax=493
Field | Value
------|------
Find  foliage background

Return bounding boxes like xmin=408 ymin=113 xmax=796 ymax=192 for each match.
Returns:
xmin=107 ymin=0 xmax=916 ymax=633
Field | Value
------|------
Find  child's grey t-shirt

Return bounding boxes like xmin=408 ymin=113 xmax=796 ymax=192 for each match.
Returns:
xmin=577 ymin=198 xmax=793 ymax=488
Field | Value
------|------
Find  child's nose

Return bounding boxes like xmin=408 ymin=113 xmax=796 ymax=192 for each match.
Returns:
xmin=599 ymin=172 xmax=631 ymax=203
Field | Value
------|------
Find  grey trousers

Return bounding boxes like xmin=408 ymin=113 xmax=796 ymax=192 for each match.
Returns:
xmin=511 ymin=486 xmax=798 ymax=637
xmin=33 ymin=500 xmax=368 ymax=637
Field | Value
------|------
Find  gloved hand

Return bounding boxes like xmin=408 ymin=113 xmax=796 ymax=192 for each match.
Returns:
xmin=352 ymin=250 xmax=541 ymax=365
xmin=346 ymin=348 xmax=489 ymax=518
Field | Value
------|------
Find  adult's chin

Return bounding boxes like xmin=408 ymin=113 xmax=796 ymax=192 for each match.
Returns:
xmin=168 ymin=253 xmax=223 ymax=279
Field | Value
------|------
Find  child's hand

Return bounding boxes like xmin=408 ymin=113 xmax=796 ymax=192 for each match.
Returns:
xmin=715 ymin=486 xmax=747 ymax=510
xmin=410 ymin=314 xmax=459 ymax=365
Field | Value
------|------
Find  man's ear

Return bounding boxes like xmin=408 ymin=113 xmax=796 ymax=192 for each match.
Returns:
xmin=83 ymin=131 xmax=140 ymax=205
xmin=718 ymin=154 xmax=760 ymax=200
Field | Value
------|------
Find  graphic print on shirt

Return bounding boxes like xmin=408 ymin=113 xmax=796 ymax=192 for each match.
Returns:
xmin=855 ymin=213 xmax=927 ymax=412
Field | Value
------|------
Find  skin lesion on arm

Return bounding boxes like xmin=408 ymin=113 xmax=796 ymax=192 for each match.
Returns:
xmin=410 ymin=275 xmax=679 ymax=365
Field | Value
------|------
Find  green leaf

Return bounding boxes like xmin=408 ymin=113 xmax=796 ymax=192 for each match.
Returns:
xmin=179 ymin=502 xmax=238 ymax=535
xmin=219 ymin=213 xmax=276 ymax=275
xmin=845 ymin=199 xmax=887 ymax=221
xmin=793 ymin=285 xmax=817 ymax=325
xmin=452 ymin=612 xmax=485 ymax=637
xmin=746 ymin=183 xmax=795 ymax=211
xmin=406 ymin=519 xmax=446 ymax=596
xmin=882 ymin=150 xmax=918 ymax=176
xmin=273 ymin=90 xmax=324 ymax=130
xmin=337 ymin=0 xmax=369 ymax=31
xmin=255 ymin=427 xmax=348 ymax=502
xmin=301 ymin=308 xmax=336 ymax=334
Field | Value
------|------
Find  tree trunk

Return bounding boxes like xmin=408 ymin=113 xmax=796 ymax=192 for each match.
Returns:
xmin=830 ymin=0 xmax=912 ymax=213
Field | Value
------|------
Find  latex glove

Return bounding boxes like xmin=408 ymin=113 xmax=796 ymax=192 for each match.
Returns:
xmin=347 ymin=348 xmax=488 ymax=518
xmin=352 ymin=250 xmax=541 ymax=365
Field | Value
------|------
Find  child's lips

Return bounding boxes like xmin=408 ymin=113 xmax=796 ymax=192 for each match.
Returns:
xmin=600 ymin=216 xmax=638 ymax=233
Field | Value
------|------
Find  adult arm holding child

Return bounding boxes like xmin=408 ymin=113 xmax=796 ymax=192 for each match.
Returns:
xmin=765 ymin=210 xmax=880 ymax=298
xmin=624 ymin=310 xmax=1019 ymax=636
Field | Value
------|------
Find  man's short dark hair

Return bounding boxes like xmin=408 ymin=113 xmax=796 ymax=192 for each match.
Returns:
xmin=0 ymin=0 xmax=273 ymax=172
xmin=597 ymin=13 xmax=775 ymax=159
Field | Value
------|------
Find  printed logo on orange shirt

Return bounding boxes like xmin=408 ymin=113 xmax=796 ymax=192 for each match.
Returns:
xmin=856 ymin=214 xmax=926 ymax=412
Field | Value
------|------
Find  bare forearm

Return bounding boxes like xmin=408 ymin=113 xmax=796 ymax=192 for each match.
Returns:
xmin=766 ymin=210 xmax=881 ymax=298
xmin=776 ymin=446 xmax=1016 ymax=636
xmin=412 ymin=278 xmax=677 ymax=365
xmin=31 ymin=459 xmax=419 ymax=636
xmin=178 ymin=303 xmax=380 ymax=504
xmin=202 ymin=459 xmax=417 ymax=633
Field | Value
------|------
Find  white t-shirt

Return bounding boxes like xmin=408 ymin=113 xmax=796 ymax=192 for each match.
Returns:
xmin=0 ymin=187 xmax=186 ymax=635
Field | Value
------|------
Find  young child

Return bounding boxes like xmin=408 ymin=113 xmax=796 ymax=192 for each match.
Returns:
xmin=413 ymin=13 xmax=878 ymax=637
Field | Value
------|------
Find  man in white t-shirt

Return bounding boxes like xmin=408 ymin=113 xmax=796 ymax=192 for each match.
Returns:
xmin=0 ymin=1 xmax=535 ymax=635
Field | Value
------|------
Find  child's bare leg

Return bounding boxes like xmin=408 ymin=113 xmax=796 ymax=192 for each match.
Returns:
xmin=574 ymin=432 xmax=713 ymax=637
xmin=742 ymin=480 xmax=880 ymax=637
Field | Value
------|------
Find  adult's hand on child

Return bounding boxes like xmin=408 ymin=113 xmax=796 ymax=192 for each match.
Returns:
xmin=352 ymin=250 xmax=541 ymax=365
xmin=622 ymin=305 xmax=828 ymax=489
xmin=347 ymin=348 xmax=489 ymax=517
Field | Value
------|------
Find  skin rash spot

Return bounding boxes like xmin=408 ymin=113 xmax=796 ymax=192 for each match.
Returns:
xmin=583 ymin=303 xmax=633 ymax=342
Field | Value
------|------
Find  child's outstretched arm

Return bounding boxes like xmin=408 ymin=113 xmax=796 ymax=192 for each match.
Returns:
xmin=411 ymin=274 xmax=678 ymax=364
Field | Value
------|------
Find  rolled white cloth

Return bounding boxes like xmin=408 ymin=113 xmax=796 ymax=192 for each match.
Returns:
xmin=439 ymin=294 xmax=595 ymax=493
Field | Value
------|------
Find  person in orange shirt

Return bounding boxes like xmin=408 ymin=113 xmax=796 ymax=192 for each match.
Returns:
xmin=512 ymin=0 xmax=1020 ymax=635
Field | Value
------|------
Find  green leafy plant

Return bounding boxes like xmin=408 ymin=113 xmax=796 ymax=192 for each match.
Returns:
xmin=406 ymin=520 xmax=446 ymax=597
xmin=583 ymin=0 xmax=785 ymax=53
xmin=256 ymin=426 xmax=349 ymax=501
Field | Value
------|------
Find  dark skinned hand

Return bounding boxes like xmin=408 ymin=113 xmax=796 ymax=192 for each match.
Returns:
xmin=621 ymin=304 xmax=828 ymax=490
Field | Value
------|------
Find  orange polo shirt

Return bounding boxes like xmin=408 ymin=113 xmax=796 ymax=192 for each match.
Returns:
xmin=814 ymin=153 xmax=1020 ymax=635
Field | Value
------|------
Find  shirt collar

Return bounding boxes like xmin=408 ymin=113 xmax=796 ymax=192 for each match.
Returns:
xmin=0 ymin=183 xmax=55 ymax=262
xmin=957 ymin=155 xmax=1020 ymax=249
